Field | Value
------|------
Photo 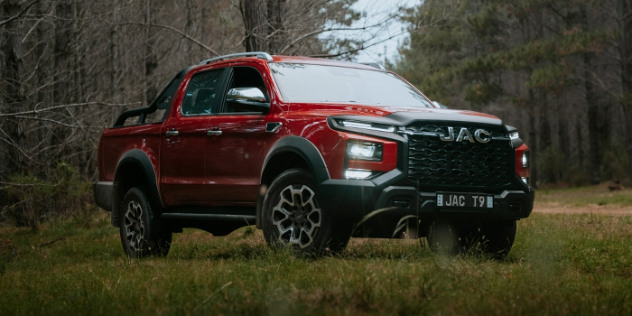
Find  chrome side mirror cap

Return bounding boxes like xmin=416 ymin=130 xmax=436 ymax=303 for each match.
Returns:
xmin=226 ymin=87 xmax=270 ymax=113
xmin=226 ymin=87 xmax=267 ymax=103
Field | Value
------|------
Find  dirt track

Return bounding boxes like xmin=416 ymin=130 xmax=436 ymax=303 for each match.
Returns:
xmin=534 ymin=203 xmax=632 ymax=215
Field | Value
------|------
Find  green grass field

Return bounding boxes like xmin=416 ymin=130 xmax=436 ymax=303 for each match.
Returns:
xmin=536 ymin=185 xmax=632 ymax=207
xmin=1 ymin=189 xmax=632 ymax=315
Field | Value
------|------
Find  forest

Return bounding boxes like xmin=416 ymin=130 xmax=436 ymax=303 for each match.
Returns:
xmin=1 ymin=0 xmax=631 ymax=226
xmin=394 ymin=0 xmax=632 ymax=187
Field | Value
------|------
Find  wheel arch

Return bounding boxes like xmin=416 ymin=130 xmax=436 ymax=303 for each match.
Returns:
xmin=256 ymin=136 xmax=330 ymax=228
xmin=111 ymin=149 xmax=163 ymax=227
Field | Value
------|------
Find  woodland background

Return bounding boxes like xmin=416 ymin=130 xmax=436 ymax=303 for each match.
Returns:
xmin=0 ymin=0 xmax=631 ymax=227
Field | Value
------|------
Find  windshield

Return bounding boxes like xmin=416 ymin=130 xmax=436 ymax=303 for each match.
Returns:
xmin=269 ymin=63 xmax=433 ymax=108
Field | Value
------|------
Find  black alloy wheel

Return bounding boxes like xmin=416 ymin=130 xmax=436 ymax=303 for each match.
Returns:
xmin=262 ymin=168 xmax=351 ymax=256
xmin=119 ymin=187 xmax=172 ymax=258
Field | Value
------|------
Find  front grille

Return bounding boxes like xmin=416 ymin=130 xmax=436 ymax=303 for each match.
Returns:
xmin=405 ymin=123 xmax=513 ymax=188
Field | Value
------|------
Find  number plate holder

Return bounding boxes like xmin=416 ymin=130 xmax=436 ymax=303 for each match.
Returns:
xmin=436 ymin=193 xmax=494 ymax=209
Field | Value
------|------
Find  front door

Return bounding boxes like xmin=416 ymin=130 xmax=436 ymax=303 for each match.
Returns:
xmin=160 ymin=68 xmax=227 ymax=206
xmin=203 ymin=66 xmax=276 ymax=205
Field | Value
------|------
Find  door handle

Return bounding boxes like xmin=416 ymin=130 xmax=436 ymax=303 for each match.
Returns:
xmin=207 ymin=130 xmax=222 ymax=136
xmin=165 ymin=130 xmax=179 ymax=137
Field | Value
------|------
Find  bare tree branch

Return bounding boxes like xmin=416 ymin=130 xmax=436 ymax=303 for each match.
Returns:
xmin=0 ymin=102 xmax=138 ymax=118
xmin=0 ymin=0 xmax=37 ymax=27
xmin=122 ymin=22 xmax=220 ymax=57
xmin=309 ymin=31 xmax=408 ymax=58
xmin=278 ymin=23 xmax=391 ymax=55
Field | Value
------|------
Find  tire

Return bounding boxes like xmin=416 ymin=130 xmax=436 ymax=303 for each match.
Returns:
xmin=426 ymin=220 xmax=461 ymax=255
xmin=262 ymin=168 xmax=348 ymax=256
xmin=327 ymin=219 xmax=354 ymax=254
xmin=119 ymin=187 xmax=172 ymax=258
xmin=425 ymin=219 xmax=516 ymax=259
xmin=480 ymin=220 xmax=516 ymax=259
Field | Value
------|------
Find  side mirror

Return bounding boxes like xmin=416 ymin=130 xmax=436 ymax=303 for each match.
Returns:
xmin=226 ymin=87 xmax=270 ymax=113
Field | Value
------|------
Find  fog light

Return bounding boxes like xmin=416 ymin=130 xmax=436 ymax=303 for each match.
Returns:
xmin=344 ymin=169 xmax=373 ymax=179
xmin=522 ymin=151 xmax=529 ymax=168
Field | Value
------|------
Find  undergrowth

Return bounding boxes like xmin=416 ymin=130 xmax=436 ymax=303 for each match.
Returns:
xmin=1 ymin=211 xmax=631 ymax=315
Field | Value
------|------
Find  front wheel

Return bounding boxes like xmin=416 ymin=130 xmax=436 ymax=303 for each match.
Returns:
xmin=119 ymin=187 xmax=172 ymax=258
xmin=262 ymin=168 xmax=348 ymax=256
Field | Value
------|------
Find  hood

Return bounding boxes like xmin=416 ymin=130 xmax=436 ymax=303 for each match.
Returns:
xmin=288 ymin=103 xmax=504 ymax=127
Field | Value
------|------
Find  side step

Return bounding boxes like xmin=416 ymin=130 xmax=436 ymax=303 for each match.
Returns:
xmin=161 ymin=213 xmax=256 ymax=223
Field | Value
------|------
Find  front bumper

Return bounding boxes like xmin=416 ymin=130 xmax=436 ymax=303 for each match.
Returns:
xmin=318 ymin=170 xmax=534 ymax=238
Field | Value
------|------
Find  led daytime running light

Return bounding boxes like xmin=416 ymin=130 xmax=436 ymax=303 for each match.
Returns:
xmin=339 ymin=120 xmax=396 ymax=133
xmin=509 ymin=131 xmax=519 ymax=140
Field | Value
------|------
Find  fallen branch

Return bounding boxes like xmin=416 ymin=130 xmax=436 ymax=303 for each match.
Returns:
xmin=39 ymin=238 xmax=66 ymax=248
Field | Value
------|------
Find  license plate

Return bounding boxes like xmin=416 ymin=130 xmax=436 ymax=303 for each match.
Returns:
xmin=436 ymin=193 xmax=493 ymax=208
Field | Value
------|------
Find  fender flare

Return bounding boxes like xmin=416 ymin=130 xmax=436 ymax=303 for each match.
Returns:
xmin=261 ymin=136 xmax=330 ymax=184
xmin=256 ymin=136 xmax=331 ymax=227
xmin=111 ymin=149 xmax=164 ymax=226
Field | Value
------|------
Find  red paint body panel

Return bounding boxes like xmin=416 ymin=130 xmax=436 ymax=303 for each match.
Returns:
xmin=99 ymin=123 xmax=162 ymax=183
xmin=515 ymin=144 xmax=530 ymax=179
xmin=160 ymin=115 xmax=210 ymax=205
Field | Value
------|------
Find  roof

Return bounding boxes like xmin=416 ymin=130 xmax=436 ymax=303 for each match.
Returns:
xmin=197 ymin=52 xmax=381 ymax=71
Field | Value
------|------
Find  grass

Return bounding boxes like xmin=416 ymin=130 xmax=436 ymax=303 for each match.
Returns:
xmin=536 ymin=184 xmax=632 ymax=207
xmin=1 ymin=190 xmax=632 ymax=315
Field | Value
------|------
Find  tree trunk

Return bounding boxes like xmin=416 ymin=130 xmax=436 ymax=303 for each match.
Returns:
xmin=1 ymin=0 xmax=25 ymax=174
xmin=538 ymin=93 xmax=552 ymax=184
xmin=558 ymin=113 xmax=568 ymax=182
xmin=110 ymin=0 xmax=119 ymax=103
xmin=243 ymin=0 xmax=268 ymax=52
xmin=51 ymin=1 xmax=73 ymax=162
xmin=576 ymin=120 xmax=584 ymax=166
xmin=580 ymin=5 xmax=601 ymax=184
xmin=144 ymin=0 xmax=158 ymax=105
xmin=620 ymin=0 xmax=632 ymax=181
xmin=527 ymin=88 xmax=538 ymax=187
xmin=267 ymin=0 xmax=286 ymax=53
xmin=36 ymin=0 xmax=50 ymax=107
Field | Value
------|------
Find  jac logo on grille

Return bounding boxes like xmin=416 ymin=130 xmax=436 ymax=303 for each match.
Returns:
xmin=439 ymin=127 xmax=491 ymax=143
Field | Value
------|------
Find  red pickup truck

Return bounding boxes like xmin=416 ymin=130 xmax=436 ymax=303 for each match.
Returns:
xmin=94 ymin=52 xmax=533 ymax=258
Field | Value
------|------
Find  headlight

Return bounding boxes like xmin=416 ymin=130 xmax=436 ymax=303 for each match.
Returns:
xmin=509 ymin=131 xmax=519 ymax=140
xmin=347 ymin=141 xmax=383 ymax=161
xmin=522 ymin=151 xmax=529 ymax=168
xmin=338 ymin=120 xmax=396 ymax=133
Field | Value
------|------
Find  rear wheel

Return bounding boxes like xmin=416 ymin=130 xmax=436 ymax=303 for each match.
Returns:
xmin=119 ymin=187 xmax=172 ymax=258
xmin=480 ymin=220 xmax=516 ymax=259
xmin=327 ymin=219 xmax=354 ymax=253
xmin=425 ymin=219 xmax=516 ymax=259
xmin=426 ymin=220 xmax=461 ymax=255
xmin=262 ymin=168 xmax=348 ymax=256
